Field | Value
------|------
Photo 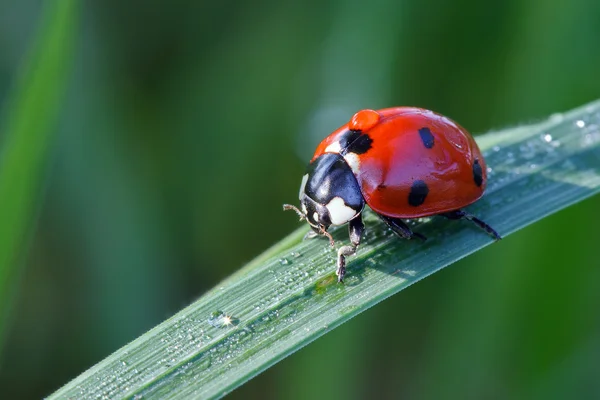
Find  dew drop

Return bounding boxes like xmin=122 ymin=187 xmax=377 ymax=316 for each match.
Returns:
xmin=279 ymin=258 xmax=290 ymax=265
xmin=543 ymin=134 xmax=552 ymax=143
xmin=208 ymin=311 xmax=238 ymax=328
xmin=576 ymin=120 xmax=586 ymax=128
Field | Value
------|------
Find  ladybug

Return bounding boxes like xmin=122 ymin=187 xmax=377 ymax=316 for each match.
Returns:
xmin=284 ymin=107 xmax=501 ymax=282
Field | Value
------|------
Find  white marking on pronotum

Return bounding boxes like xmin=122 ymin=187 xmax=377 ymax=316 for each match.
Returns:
xmin=326 ymin=197 xmax=357 ymax=225
xmin=298 ymin=174 xmax=309 ymax=200
xmin=313 ymin=212 xmax=319 ymax=223
xmin=344 ymin=153 xmax=361 ymax=175
xmin=301 ymin=203 xmax=308 ymax=214
xmin=325 ymin=141 xmax=342 ymax=154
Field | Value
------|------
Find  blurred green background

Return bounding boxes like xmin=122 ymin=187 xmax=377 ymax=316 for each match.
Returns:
xmin=1 ymin=0 xmax=599 ymax=399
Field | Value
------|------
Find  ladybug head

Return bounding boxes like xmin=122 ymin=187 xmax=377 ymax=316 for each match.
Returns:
xmin=284 ymin=153 xmax=365 ymax=242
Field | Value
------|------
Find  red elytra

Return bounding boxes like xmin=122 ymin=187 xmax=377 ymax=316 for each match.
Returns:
xmin=312 ymin=107 xmax=486 ymax=218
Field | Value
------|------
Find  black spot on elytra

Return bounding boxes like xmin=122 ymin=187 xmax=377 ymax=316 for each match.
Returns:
xmin=418 ymin=127 xmax=435 ymax=149
xmin=408 ymin=180 xmax=429 ymax=206
xmin=348 ymin=133 xmax=373 ymax=154
xmin=338 ymin=130 xmax=361 ymax=151
xmin=339 ymin=129 xmax=373 ymax=155
xmin=473 ymin=159 xmax=483 ymax=187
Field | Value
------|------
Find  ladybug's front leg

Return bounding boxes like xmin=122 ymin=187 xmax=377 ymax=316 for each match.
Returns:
xmin=336 ymin=215 xmax=364 ymax=283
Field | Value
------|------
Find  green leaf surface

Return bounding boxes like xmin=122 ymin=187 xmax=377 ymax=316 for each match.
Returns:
xmin=0 ymin=0 xmax=78 ymax=347
xmin=50 ymin=100 xmax=600 ymax=399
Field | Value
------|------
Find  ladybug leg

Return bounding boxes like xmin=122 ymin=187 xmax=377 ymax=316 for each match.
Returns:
xmin=307 ymin=228 xmax=335 ymax=247
xmin=336 ymin=215 xmax=364 ymax=283
xmin=378 ymin=215 xmax=427 ymax=241
xmin=441 ymin=210 xmax=501 ymax=240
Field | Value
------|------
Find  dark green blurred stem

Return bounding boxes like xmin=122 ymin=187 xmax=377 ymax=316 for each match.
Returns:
xmin=0 ymin=0 xmax=78 ymax=353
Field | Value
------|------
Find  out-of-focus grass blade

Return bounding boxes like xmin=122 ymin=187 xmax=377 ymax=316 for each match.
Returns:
xmin=0 ymin=0 xmax=78 ymax=348
xmin=49 ymin=100 xmax=600 ymax=399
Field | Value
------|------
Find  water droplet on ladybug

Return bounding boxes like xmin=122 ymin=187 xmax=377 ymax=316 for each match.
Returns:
xmin=349 ymin=109 xmax=380 ymax=131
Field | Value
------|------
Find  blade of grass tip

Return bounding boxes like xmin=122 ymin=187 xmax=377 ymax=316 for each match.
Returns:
xmin=0 ymin=0 xmax=79 ymax=351
xmin=49 ymin=99 xmax=600 ymax=400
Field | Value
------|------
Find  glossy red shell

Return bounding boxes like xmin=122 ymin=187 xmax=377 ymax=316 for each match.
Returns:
xmin=312 ymin=107 xmax=487 ymax=218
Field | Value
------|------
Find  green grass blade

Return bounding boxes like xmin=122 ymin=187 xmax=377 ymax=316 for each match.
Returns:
xmin=49 ymin=100 xmax=600 ymax=399
xmin=0 ymin=0 xmax=79 ymax=346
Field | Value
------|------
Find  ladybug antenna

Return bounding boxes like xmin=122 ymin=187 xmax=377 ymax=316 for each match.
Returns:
xmin=283 ymin=204 xmax=305 ymax=221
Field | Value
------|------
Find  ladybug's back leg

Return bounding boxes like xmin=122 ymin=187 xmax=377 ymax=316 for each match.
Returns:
xmin=440 ymin=210 xmax=501 ymax=240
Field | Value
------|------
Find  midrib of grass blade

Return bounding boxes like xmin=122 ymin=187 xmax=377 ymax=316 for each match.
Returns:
xmin=49 ymin=100 xmax=600 ymax=400
xmin=0 ymin=0 xmax=78 ymax=349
